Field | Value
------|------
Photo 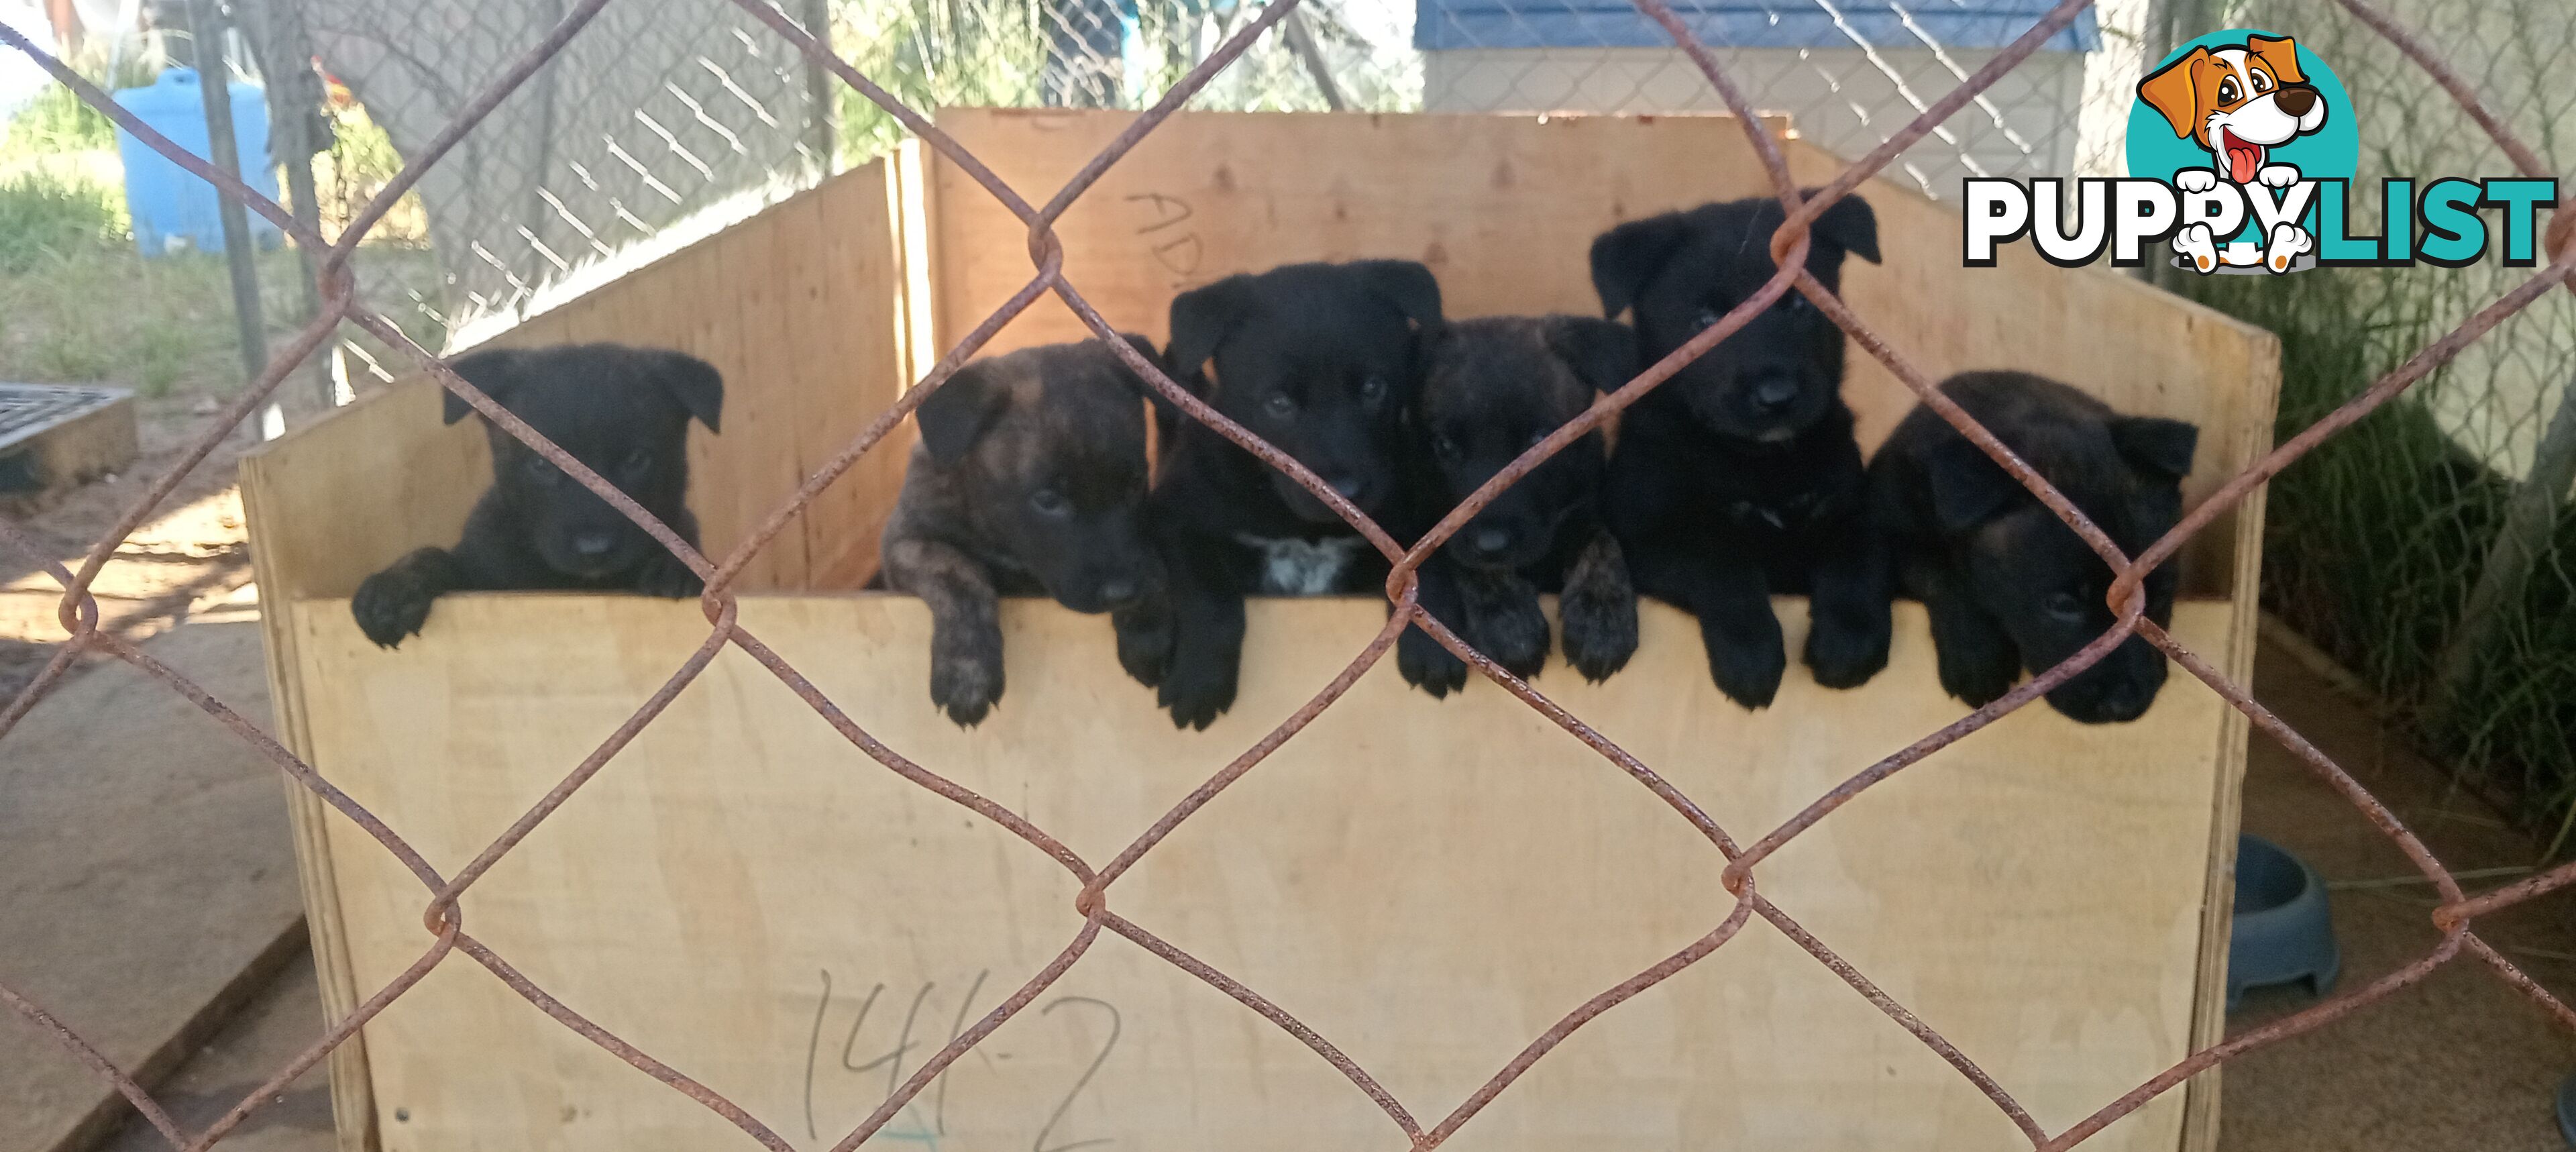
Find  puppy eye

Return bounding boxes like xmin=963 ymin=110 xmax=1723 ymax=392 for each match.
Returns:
xmin=1359 ymin=375 xmax=1389 ymax=403
xmin=523 ymin=456 xmax=557 ymax=481
xmin=1525 ymin=429 xmax=1552 ymax=450
xmin=1432 ymin=434 xmax=1462 ymax=462
xmin=2218 ymin=78 xmax=2239 ymax=103
xmin=1780 ymin=293 xmax=1813 ymax=316
xmin=2045 ymin=590 xmax=2088 ymax=621
xmin=2252 ymin=72 xmax=2272 ymax=93
xmin=622 ymin=447 xmax=653 ymax=473
xmin=1264 ymin=392 xmax=1297 ymax=418
xmin=1030 ymin=488 xmax=1072 ymax=517
xmin=1693 ymin=307 xmax=1722 ymax=331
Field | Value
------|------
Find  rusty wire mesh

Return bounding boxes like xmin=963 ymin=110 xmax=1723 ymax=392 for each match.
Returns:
xmin=5 ymin=0 xmax=2576 ymax=1148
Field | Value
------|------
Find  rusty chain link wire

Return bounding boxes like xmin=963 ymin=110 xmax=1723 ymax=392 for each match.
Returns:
xmin=7 ymin=0 xmax=2576 ymax=1147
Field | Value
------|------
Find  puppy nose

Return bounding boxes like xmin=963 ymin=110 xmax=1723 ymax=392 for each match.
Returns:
xmin=1099 ymin=579 xmax=1140 ymax=607
xmin=1472 ymin=527 xmax=1513 ymax=556
xmin=2275 ymin=87 xmax=2317 ymax=116
xmin=573 ymin=533 xmax=616 ymax=557
xmin=1751 ymin=378 xmax=1800 ymax=412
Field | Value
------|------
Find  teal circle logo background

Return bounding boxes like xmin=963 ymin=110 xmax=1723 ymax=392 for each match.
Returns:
xmin=2125 ymin=28 xmax=2360 ymax=236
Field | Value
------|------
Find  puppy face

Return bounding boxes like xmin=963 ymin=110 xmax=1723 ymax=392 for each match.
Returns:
xmin=1166 ymin=260 xmax=1442 ymax=524
xmin=1590 ymin=194 xmax=1879 ymax=444
xmin=914 ymin=336 xmax=1164 ymax=614
xmin=445 ymin=343 xmax=720 ymax=581
xmin=2138 ymin=35 xmax=2328 ymax=182
xmin=1417 ymin=316 xmax=1634 ymax=571
xmin=1928 ymin=413 xmax=2198 ymax=723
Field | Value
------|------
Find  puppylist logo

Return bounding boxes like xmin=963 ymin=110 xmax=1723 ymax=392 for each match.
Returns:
xmin=1964 ymin=30 xmax=2558 ymax=274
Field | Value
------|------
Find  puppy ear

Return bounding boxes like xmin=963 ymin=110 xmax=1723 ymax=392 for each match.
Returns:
xmin=441 ymin=348 xmax=522 ymax=425
xmin=2248 ymin=34 xmax=2306 ymax=85
xmin=1925 ymin=435 xmax=2022 ymax=534
xmin=1351 ymin=259 xmax=1444 ymax=331
xmin=1167 ymin=274 xmax=1254 ymax=380
xmin=1589 ymin=213 xmax=1690 ymax=319
xmin=2110 ymin=415 xmax=2199 ymax=480
xmin=640 ymin=349 xmax=724 ymax=433
xmin=2137 ymin=47 xmax=2210 ymax=140
xmin=1803 ymin=190 xmax=1880 ymax=265
xmin=914 ymin=363 xmax=1005 ymax=465
xmin=1545 ymin=316 xmax=1639 ymax=394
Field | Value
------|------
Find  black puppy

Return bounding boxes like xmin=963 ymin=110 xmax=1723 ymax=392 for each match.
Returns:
xmin=1870 ymin=370 xmax=2198 ymax=724
xmin=352 ymin=342 xmax=722 ymax=648
xmin=1591 ymin=192 xmax=1887 ymax=709
xmin=877 ymin=336 xmax=1167 ymax=727
xmin=1116 ymin=259 xmax=1442 ymax=729
xmin=1401 ymin=315 xmax=1641 ymax=696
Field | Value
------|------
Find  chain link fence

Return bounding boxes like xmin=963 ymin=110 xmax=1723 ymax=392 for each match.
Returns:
xmin=5 ymin=0 xmax=2576 ymax=1149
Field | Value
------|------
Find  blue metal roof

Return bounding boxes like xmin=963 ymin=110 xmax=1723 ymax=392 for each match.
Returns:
xmin=1413 ymin=0 xmax=2100 ymax=53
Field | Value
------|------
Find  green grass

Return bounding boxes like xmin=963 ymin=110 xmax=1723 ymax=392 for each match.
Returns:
xmin=0 ymin=167 xmax=126 ymax=273
xmin=0 ymin=83 xmax=117 ymax=163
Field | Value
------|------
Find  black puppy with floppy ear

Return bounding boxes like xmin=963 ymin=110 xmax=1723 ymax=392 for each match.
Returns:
xmin=1399 ymin=314 xmax=1642 ymax=695
xmin=877 ymin=335 xmax=1168 ymax=727
xmin=1115 ymin=259 xmax=1442 ymax=729
xmin=1591 ymin=191 xmax=1890 ymax=709
xmin=1870 ymin=370 xmax=2198 ymax=724
xmin=350 ymin=342 xmax=722 ymax=648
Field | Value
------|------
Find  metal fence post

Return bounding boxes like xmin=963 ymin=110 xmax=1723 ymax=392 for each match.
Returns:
xmin=238 ymin=0 xmax=336 ymax=413
xmin=184 ymin=0 xmax=274 ymax=402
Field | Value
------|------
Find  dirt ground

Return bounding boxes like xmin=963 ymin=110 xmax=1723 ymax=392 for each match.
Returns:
xmin=0 ymin=397 xmax=260 ymax=699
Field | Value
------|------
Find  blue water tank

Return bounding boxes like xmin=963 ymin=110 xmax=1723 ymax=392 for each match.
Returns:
xmin=110 ymin=68 xmax=282 ymax=256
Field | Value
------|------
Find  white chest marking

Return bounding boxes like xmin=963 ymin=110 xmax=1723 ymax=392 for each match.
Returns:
xmin=1237 ymin=533 xmax=1365 ymax=596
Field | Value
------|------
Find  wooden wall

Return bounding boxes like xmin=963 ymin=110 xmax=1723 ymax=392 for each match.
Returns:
xmin=291 ymin=594 xmax=2238 ymax=1152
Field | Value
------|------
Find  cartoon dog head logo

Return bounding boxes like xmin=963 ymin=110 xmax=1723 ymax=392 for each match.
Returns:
xmin=2126 ymin=30 xmax=2357 ymax=274
xmin=2138 ymin=35 xmax=2328 ymax=188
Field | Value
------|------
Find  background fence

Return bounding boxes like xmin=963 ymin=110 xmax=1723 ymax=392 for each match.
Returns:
xmin=3 ymin=0 xmax=2576 ymax=1149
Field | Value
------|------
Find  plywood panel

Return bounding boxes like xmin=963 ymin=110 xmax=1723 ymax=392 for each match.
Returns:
xmin=294 ymin=594 xmax=2232 ymax=1152
xmin=928 ymin=109 xmax=1792 ymax=352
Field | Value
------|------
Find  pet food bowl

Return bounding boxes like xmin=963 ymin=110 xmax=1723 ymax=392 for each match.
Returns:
xmin=2227 ymin=834 xmax=2339 ymax=1012
xmin=2556 ymin=1073 xmax=2576 ymax=1146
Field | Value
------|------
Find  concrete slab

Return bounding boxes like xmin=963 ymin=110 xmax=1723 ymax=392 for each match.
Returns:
xmin=0 ymin=619 xmax=305 ymax=1152
xmin=101 ymin=951 xmax=333 ymax=1152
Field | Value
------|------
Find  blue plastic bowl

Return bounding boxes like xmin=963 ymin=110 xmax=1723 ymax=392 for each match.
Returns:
xmin=2227 ymin=834 xmax=2339 ymax=1012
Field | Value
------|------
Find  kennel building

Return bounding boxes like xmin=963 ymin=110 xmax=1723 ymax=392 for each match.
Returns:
xmin=243 ymin=109 xmax=2279 ymax=1152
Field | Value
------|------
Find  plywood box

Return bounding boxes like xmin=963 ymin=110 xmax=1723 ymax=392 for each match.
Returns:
xmin=242 ymin=109 xmax=2280 ymax=1152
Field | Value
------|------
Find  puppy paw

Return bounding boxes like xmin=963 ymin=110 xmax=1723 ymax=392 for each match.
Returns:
xmin=2174 ymin=168 xmax=2219 ymax=193
xmin=930 ymin=630 xmax=1006 ymax=727
xmin=351 ymin=568 xmax=437 ymax=649
xmin=1805 ymin=614 xmax=1890 ymax=690
xmin=1158 ymin=647 xmax=1239 ymax=731
xmin=1398 ymin=623 xmax=1470 ymax=699
xmin=1465 ymin=591 xmax=1550 ymax=681
xmin=1937 ymin=649 xmax=2019 ymax=710
xmin=1112 ymin=606 xmax=1174 ymax=689
xmin=633 ymin=549 xmax=706 ymax=599
xmin=1701 ymin=621 xmax=1786 ymax=711
xmin=1558 ymin=535 xmax=1639 ymax=682
xmin=2255 ymin=163 xmax=2301 ymax=189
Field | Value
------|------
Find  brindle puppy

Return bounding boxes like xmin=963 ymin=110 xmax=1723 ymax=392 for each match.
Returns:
xmin=877 ymin=335 xmax=1166 ymax=727
xmin=1401 ymin=315 xmax=1640 ymax=695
